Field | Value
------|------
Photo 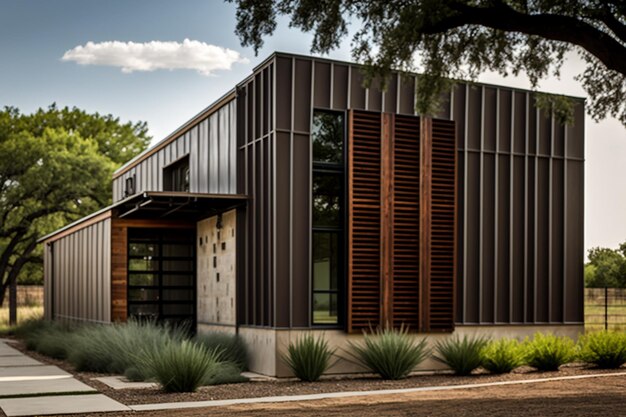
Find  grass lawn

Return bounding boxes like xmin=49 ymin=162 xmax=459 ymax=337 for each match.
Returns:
xmin=0 ymin=305 xmax=43 ymax=333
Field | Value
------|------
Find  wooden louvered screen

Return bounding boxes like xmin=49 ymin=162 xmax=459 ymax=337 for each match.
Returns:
xmin=348 ymin=110 xmax=382 ymax=332
xmin=391 ymin=115 xmax=421 ymax=330
xmin=426 ymin=119 xmax=456 ymax=331
xmin=347 ymin=111 xmax=455 ymax=333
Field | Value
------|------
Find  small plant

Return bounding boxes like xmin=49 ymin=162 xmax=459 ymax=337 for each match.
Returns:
xmin=205 ymin=362 xmax=249 ymax=385
xmin=524 ymin=332 xmax=576 ymax=371
xmin=195 ymin=331 xmax=249 ymax=371
xmin=433 ymin=335 xmax=488 ymax=376
xmin=578 ymin=331 xmax=626 ymax=369
xmin=481 ymin=338 xmax=525 ymax=374
xmin=283 ymin=333 xmax=335 ymax=382
xmin=347 ymin=326 xmax=429 ymax=380
xmin=138 ymin=340 xmax=221 ymax=392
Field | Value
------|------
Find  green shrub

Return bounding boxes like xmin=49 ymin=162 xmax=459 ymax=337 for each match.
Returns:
xmin=524 ymin=332 xmax=576 ymax=371
xmin=578 ymin=331 xmax=626 ymax=369
xmin=481 ymin=338 xmax=525 ymax=374
xmin=283 ymin=333 xmax=335 ymax=382
xmin=195 ymin=331 xmax=249 ymax=371
xmin=33 ymin=327 xmax=74 ymax=359
xmin=138 ymin=340 xmax=221 ymax=392
xmin=433 ymin=335 xmax=488 ymax=376
xmin=347 ymin=327 xmax=429 ymax=380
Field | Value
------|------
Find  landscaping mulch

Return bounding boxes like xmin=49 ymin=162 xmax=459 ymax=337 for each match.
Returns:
xmin=8 ymin=337 xmax=625 ymax=407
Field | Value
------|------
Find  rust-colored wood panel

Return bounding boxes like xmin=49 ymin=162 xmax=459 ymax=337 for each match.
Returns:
xmin=419 ymin=117 xmax=433 ymax=331
xmin=380 ymin=113 xmax=394 ymax=327
xmin=392 ymin=114 xmax=421 ymax=330
xmin=348 ymin=110 xmax=382 ymax=332
xmin=110 ymin=222 xmax=127 ymax=322
xmin=426 ymin=118 xmax=457 ymax=332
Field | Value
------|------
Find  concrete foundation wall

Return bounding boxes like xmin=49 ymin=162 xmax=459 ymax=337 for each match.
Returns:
xmin=239 ymin=324 xmax=584 ymax=377
xmin=197 ymin=209 xmax=237 ymax=326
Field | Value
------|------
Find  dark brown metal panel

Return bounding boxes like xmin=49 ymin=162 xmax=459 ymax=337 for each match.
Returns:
xmin=465 ymin=151 xmax=480 ymax=323
xmin=332 ymin=64 xmax=349 ymax=110
xmin=568 ymin=103 xmax=585 ymax=159
xmin=291 ymin=133 xmax=310 ymax=327
xmin=348 ymin=110 xmax=382 ymax=332
xmin=496 ymin=154 xmax=511 ymax=322
xmin=314 ymin=61 xmax=331 ymax=109
xmin=551 ymin=158 xmax=564 ymax=322
xmin=538 ymin=109 xmax=552 ymax=156
xmin=384 ymin=73 xmax=398 ymax=114
xmin=511 ymin=156 xmax=525 ymax=322
xmin=392 ymin=114 xmax=420 ymax=330
xmin=398 ymin=75 xmax=415 ymax=115
xmin=483 ymin=87 xmax=497 ymax=152
xmin=553 ymin=122 xmax=565 ymax=158
xmin=526 ymin=156 xmax=536 ymax=322
xmin=367 ymin=78 xmax=383 ymax=112
xmin=294 ymin=59 xmax=312 ymax=132
xmin=536 ymin=158 xmax=550 ymax=322
xmin=427 ymin=118 xmax=456 ymax=331
xmin=275 ymin=132 xmax=291 ymax=327
xmin=350 ymin=69 xmax=366 ymax=110
xmin=513 ymin=91 xmax=527 ymax=154
xmin=482 ymin=153 xmax=496 ymax=323
xmin=498 ymin=89 xmax=512 ymax=153
xmin=565 ymin=160 xmax=584 ymax=322
xmin=276 ymin=57 xmax=292 ymax=130
xmin=467 ymin=86 xmax=481 ymax=150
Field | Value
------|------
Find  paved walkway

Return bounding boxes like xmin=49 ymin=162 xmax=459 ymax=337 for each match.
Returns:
xmin=0 ymin=339 xmax=129 ymax=416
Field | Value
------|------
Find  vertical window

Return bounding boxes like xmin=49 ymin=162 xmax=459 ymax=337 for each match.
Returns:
xmin=124 ymin=175 xmax=136 ymax=197
xmin=163 ymin=156 xmax=190 ymax=192
xmin=312 ymin=111 xmax=344 ymax=325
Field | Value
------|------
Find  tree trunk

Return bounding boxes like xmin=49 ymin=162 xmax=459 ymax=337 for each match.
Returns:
xmin=8 ymin=276 xmax=16 ymax=326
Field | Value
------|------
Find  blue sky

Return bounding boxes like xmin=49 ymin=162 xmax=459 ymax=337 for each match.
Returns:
xmin=1 ymin=0 xmax=625 ymax=254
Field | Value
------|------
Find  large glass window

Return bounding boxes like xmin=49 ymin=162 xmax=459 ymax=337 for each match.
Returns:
xmin=312 ymin=111 xmax=344 ymax=325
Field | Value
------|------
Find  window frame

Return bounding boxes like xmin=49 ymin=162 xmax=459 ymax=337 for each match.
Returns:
xmin=310 ymin=109 xmax=347 ymax=328
xmin=163 ymin=155 xmax=190 ymax=192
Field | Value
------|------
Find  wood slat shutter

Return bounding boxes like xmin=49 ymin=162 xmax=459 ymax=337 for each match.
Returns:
xmin=391 ymin=115 xmax=421 ymax=330
xmin=348 ymin=110 xmax=382 ymax=332
xmin=422 ymin=118 xmax=457 ymax=332
xmin=347 ymin=111 xmax=455 ymax=333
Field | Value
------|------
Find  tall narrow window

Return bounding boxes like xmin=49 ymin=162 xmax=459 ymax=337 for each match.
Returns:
xmin=163 ymin=156 xmax=190 ymax=192
xmin=311 ymin=111 xmax=344 ymax=325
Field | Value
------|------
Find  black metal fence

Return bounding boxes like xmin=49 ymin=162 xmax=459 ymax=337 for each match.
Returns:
xmin=585 ymin=288 xmax=626 ymax=332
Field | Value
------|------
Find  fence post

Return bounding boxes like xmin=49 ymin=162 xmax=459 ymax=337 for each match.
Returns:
xmin=605 ymin=286 xmax=609 ymax=331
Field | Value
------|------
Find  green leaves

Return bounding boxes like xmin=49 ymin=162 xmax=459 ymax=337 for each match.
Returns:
xmin=433 ymin=335 xmax=488 ymax=376
xmin=578 ymin=330 xmax=626 ymax=369
xmin=347 ymin=326 xmax=429 ymax=380
xmin=481 ymin=338 xmax=525 ymax=374
xmin=283 ymin=333 xmax=336 ymax=382
xmin=524 ymin=332 xmax=577 ymax=371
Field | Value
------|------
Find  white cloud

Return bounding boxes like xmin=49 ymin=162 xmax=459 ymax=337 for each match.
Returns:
xmin=62 ymin=39 xmax=248 ymax=75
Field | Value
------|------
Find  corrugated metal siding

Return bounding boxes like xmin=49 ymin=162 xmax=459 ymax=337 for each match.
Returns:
xmin=112 ymin=100 xmax=237 ymax=202
xmin=266 ymin=54 xmax=584 ymax=329
xmin=46 ymin=218 xmax=111 ymax=323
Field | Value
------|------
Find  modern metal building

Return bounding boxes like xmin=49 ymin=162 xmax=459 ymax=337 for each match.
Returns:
xmin=40 ymin=52 xmax=585 ymax=376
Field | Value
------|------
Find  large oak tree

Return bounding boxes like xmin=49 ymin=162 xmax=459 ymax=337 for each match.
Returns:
xmin=229 ymin=0 xmax=626 ymax=125
xmin=0 ymin=105 xmax=150 ymax=324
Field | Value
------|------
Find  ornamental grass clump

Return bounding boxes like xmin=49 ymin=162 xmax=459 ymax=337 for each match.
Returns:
xmin=481 ymin=338 xmax=525 ymax=374
xmin=347 ymin=326 xmax=429 ymax=380
xmin=195 ymin=331 xmax=249 ymax=371
xmin=578 ymin=331 xmax=626 ymax=369
xmin=283 ymin=333 xmax=335 ymax=382
xmin=433 ymin=335 xmax=488 ymax=376
xmin=137 ymin=340 xmax=222 ymax=393
xmin=524 ymin=332 xmax=576 ymax=371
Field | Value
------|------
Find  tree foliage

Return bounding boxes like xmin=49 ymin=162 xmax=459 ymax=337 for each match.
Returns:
xmin=229 ymin=0 xmax=626 ymax=125
xmin=585 ymin=243 xmax=626 ymax=288
xmin=0 ymin=105 xmax=150 ymax=307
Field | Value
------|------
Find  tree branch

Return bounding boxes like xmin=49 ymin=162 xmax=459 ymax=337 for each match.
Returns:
xmin=421 ymin=1 xmax=626 ymax=74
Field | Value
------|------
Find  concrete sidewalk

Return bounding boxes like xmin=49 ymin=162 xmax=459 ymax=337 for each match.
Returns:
xmin=0 ymin=340 xmax=129 ymax=416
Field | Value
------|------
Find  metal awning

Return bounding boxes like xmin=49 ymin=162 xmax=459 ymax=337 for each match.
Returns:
xmin=115 ymin=191 xmax=249 ymax=220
